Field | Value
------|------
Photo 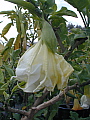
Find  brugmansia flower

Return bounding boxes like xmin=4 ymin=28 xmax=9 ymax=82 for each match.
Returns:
xmin=15 ymin=20 xmax=74 ymax=93
xmin=80 ymin=95 xmax=90 ymax=109
xmin=80 ymin=85 xmax=90 ymax=109
xmin=72 ymin=99 xmax=83 ymax=110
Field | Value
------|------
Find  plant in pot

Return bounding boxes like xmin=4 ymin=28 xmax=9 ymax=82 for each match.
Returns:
xmin=57 ymin=85 xmax=90 ymax=120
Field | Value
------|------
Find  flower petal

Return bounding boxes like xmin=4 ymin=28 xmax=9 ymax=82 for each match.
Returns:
xmin=16 ymin=40 xmax=74 ymax=93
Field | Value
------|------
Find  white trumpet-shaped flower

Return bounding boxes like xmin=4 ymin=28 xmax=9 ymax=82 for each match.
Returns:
xmin=15 ymin=20 xmax=74 ymax=93
xmin=16 ymin=39 xmax=74 ymax=93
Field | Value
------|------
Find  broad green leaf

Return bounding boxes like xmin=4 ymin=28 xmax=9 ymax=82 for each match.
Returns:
xmin=74 ymin=33 xmax=87 ymax=40
xmin=44 ymin=9 xmax=54 ymax=14
xmin=5 ymin=0 xmax=36 ymax=15
xmin=65 ymin=0 xmax=89 ymax=12
xmin=55 ymin=7 xmax=77 ymax=18
xmin=70 ymin=28 xmax=87 ymax=40
xmin=50 ymin=16 xmax=66 ymax=27
xmin=41 ymin=20 xmax=57 ymax=53
xmin=3 ymin=65 xmax=14 ymax=77
xmin=71 ymin=28 xmax=82 ymax=34
xmin=1 ymin=23 xmax=12 ymax=37
xmin=47 ymin=0 xmax=55 ymax=7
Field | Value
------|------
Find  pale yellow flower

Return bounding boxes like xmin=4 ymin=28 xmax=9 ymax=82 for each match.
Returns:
xmin=72 ymin=99 xmax=83 ymax=110
xmin=16 ymin=39 xmax=74 ymax=93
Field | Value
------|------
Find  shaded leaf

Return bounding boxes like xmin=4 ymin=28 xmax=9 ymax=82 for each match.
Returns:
xmin=47 ymin=0 xmax=55 ymax=7
xmin=55 ymin=7 xmax=77 ymax=18
xmin=0 ymin=69 xmax=4 ymax=82
xmin=3 ymin=65 xmax=14 ymax=76
xmin=65 ymin=0 xmax=89 ymax=12
xmin=0 ymin=89 xmax=5 ymax=95
xmin=3 ymin=91 xmax=9 ymax=101
xmin=12 ymin=81 xmax=26 ymax=93
xmin=66 ymin=92 xmax=77 ymax=99
xmin=12 ymin=49 xmax=20 ymax=61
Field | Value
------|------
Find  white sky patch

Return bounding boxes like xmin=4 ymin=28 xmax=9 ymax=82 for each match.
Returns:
xmin=55 ymin=0 xmax=84 ymax=27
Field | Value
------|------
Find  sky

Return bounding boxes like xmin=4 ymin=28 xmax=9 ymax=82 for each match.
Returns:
xmin=0 ymin=0 xmax=84 ymax=43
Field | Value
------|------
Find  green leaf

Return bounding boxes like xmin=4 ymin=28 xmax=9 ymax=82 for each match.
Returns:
xmin=52 ymin=4 xmax=57 ymax=12
xmin=44 ymin=9 xmax=54 ymax=14
xmin=5 ymin=0 xmax=36 ymax=15
xmin=85 ymin=27 xmax=90 ymax=37
xmin=1 ymin=82 xmax=9 ymax=90
xmin=5 ymin=38 xmax=14 ymax=48
xmin=66 ymin=92 xmax=77 ymax=99
xmin=47 ymin=0 xmax=55 ymax=7
xmin=12 ymin=81 xmax=26 ymax=93
xmin=65 ymin=0 xmax=89 ymax=12
xmin=1 ymin=23 xmax=12 ymax=37
xmin=35 ymin=92 xmax=43 ymax=97
xmin=50 ymin=16 xmax=66 ymax=27
xmin=0 ymin=10 xmax=15 ymax=15
xmin=55 ymin=7 xmax=77 ymax=18
xmin=57 ymin=23 xmax=68 ymax=41
xmin=0 ymin=89 xmax=5 ymax=95
xmin=48 ymin=101 xmax=60 ymax=120
xmin=3 ymin=65 xmax=14 ymax=77
xmin=1 ymin=38 xmax=14 ymax=61
xmin=85 ymin=64 xmax=90 ymax=73
xmin=0 ymin=69 xmax=4 ymax=82
xmin=11 ymin=49 xmax=20 ymax=61
xmin=70 ymin=111 xmax=79 ymax=120
xmin=3 ymin=91 xmax=9 ymax=101
xmin=41 ymin=20 xmax=57 ymax=53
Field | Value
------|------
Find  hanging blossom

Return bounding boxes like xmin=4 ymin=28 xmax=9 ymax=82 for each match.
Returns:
xmin=15 ymin=20 xmax=74 ymax=93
